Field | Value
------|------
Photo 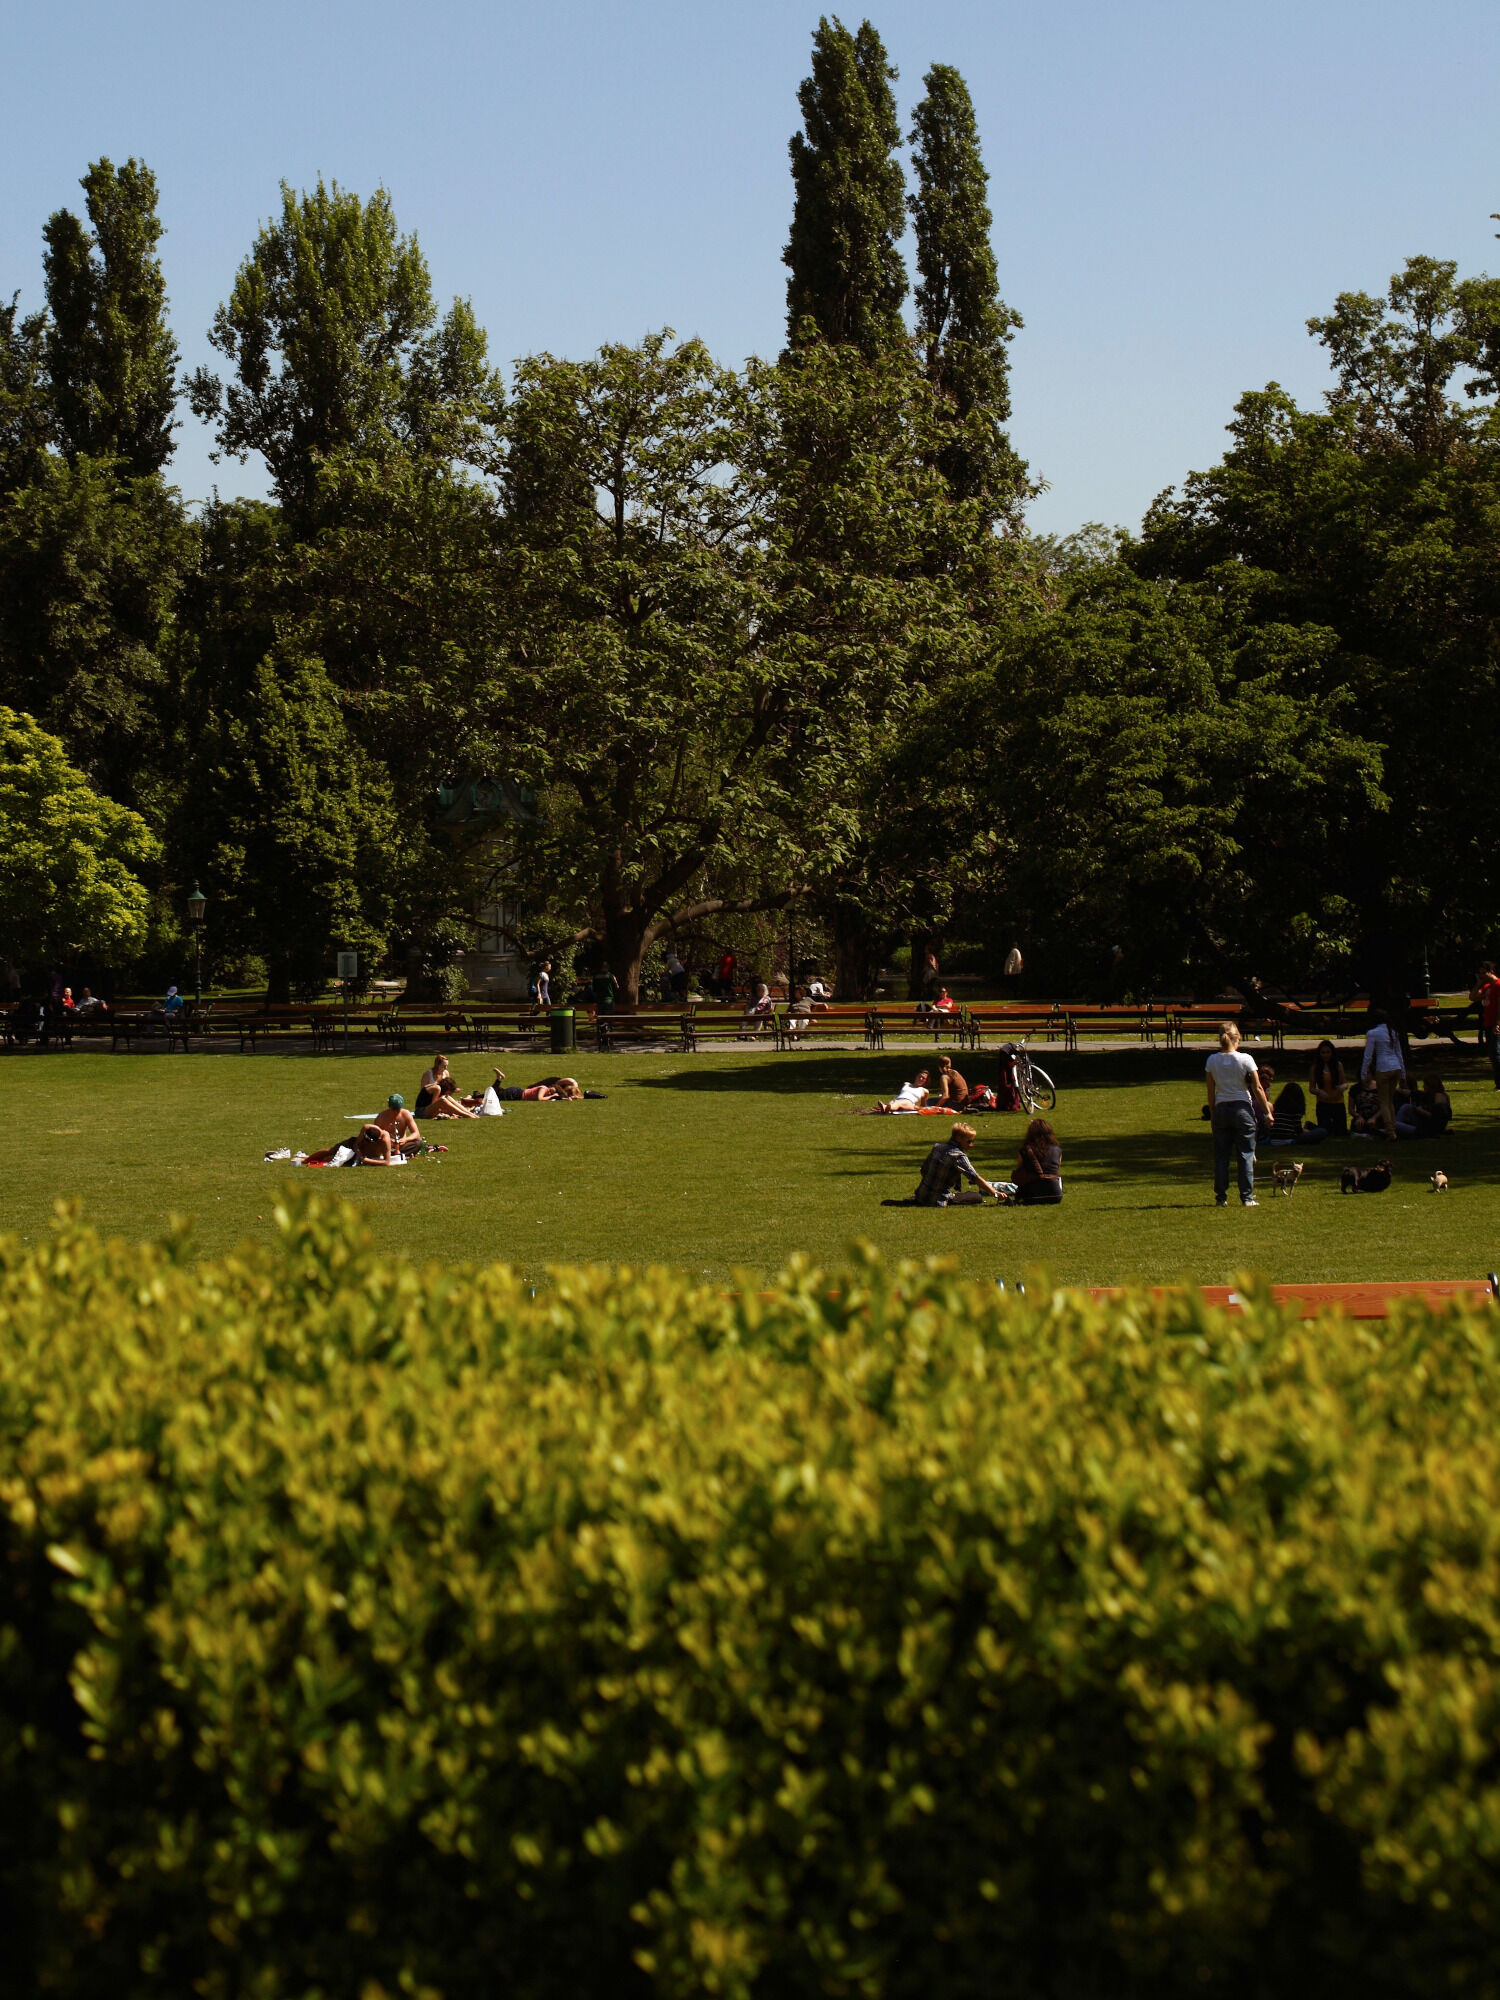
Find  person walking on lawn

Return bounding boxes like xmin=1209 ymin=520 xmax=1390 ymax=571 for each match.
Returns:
xmin=1360 ymin=1007 xmax=1406 ymax=1143
xmin=1205 ymin=1021 xmax=1272 ymax=1207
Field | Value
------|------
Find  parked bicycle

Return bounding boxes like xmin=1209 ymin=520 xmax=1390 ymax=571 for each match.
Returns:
xmin=1014 ymin=1038 xmax=1056 ymax=1114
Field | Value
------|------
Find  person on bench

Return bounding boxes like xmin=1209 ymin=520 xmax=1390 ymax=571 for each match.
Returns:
xmin=874 ymin=1070 xmax=931 ymax=1113
xmin=740 ymin=981 xmax=774 ymax=1036
xmin=912 ymin=1121 xmax=1002 ymax=1206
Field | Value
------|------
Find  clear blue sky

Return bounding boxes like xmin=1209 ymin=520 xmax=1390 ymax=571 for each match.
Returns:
xmin=4 ymin=0 xmax=1498 ymax=532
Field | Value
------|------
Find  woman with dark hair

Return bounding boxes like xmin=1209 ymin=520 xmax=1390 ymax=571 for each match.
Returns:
xmin=1013 ymin=1118 xmax=1064 ymax=1204
xmin=1268 ymin=1080 xmax=1327 ymax=1146
xmin=1309 ymin=1040 xmax=1347 ymax=1135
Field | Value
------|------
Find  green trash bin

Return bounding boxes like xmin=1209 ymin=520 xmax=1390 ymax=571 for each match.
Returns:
xmin=549 ymin=1006 xmax=576 ymax=1054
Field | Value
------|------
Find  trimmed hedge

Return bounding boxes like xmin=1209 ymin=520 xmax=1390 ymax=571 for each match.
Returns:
xmin=4 ymin=1192 xmax=1500 ymax=1997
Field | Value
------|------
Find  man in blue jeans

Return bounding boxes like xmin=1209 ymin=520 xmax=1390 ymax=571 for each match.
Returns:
xmin=1205 ymin=1021 xmax=1272 ymax=1207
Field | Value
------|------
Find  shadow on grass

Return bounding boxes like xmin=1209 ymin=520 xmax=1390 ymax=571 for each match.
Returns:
xmin=625 ymin=1048 xmax=1242 ymax=1096
xmin=831 ymin=1113 xmax=1500 ymax=1201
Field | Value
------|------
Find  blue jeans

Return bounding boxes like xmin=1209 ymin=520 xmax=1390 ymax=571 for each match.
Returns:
xmin=1212 ymin=1101 xmax=1257 ymax=1203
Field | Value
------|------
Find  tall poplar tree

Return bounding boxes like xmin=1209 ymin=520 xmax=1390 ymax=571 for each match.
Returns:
xmin=908 ymin=64 xmax=1026 ymax=516
xmin=42 ymin=158 xmax=179 ymax=476
xmin=188 ymin=180 xmax=501 ymax=533
xmin=783 ymin=17 xmax=908 ymax=357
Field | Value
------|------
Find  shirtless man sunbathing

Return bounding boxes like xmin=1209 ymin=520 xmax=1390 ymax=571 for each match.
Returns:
xmin=354 ymin=1123 xmax=398 ymax=1164
xmin=373 ymin=1094 xmax=423 ymax=1155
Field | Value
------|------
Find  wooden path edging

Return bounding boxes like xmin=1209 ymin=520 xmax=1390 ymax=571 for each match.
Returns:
xmin=1084 ymin=1279 xmax=1499 ymax=1320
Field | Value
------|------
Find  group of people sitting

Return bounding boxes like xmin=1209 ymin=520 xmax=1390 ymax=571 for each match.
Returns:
xmin=410 ymin=1056 xmax=584 ymax=1119
xmin=889 ymin=1117 xmax=1063 ymax=1207
xmin=872 ymin=1056 xmax=991 ymax=1115
xmin=1214 ymin=1034 xmax=1453 ymax=1149
xmin=343 ymin=1059 xmax=588 ymax=1164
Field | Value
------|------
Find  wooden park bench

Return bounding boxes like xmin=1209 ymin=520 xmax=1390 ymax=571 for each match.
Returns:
xmin=960 ymin=1004 xmax=1071 ymax=1052
xmin=595 ymin=1004 xmax=695 ymax=1052
xmin=109 ymin=1010 xmax=190 ymax=1052
xmin=773 ymin=1003 xmax=884 ymax=1050
xmin=868 ymin=1000 xmax=965 ymax=1046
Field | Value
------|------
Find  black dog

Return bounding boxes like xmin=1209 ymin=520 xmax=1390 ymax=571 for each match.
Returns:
xmin=1341 ymin=1160 xmax=1393 ymax=1193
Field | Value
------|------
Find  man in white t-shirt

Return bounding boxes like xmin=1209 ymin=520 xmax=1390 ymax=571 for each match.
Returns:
xmin=1359 ymin=1007 xmax=1406 ymax=1142
xmin=1205 ymin=1021 xmax=1272 ymax=1207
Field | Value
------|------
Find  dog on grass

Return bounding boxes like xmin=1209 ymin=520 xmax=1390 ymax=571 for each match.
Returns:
xmin=1341 ymin=1160 xmax=1393 ymax=1193
xmin=1271 ymin=1160 xmax=1304 ymax=1196
xmin=1431 ymin=1169 xmax=1449 ymax=1192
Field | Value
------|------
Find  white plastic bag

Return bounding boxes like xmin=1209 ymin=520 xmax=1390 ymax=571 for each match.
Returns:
xmin=478 ymin=1086 xmax=505 ymax=1116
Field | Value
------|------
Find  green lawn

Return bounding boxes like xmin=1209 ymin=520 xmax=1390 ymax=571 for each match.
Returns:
xmin=3 ymin=1044 xmax=1495 ymax=1284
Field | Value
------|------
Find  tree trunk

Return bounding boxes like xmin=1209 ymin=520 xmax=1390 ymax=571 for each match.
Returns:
xmin=267 ymin=960 xmax=291 ymax=1006
xmin=604 ymin=906 xmax=651 ymax=1006
xmin=828 ymin=902 xmax=885 ymax=1000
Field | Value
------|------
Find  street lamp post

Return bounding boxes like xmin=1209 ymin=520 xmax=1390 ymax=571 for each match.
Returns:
xmin=187 ymin=882 xmax=207 ymax=1007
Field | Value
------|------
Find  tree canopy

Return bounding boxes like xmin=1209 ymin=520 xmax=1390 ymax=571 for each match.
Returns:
xmin=0 ymin=704 xmax=157 ymax=966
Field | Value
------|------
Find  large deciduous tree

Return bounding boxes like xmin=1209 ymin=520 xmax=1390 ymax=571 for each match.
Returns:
xmin=908 ymin=63 xmax=1027 ymax=520
xmin=189 ymin=644 xmax=404 ymax=1001
xmin=1137 ymin=253 xmax=1500 ymax=999
xmin=0 ymin=704 xmax=157 ymax=967
xmin=42 ymin=157 xmax=179 ymax=476
xmin=487 ymin=332 xmax=984 ymax=1001
xmin=885 ymin=539 xmax=1381 ymax=998
xmin=784 ymin=17 xmax=908 ymax=359
xmin=187 ymin=180 xmax=503 ymax=531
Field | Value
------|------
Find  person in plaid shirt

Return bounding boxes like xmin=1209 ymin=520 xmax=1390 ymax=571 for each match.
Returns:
xmin=913 ymin=1121 xmax=1001 ymax=1206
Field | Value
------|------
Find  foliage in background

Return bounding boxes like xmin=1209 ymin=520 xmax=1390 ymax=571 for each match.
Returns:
xmin=0 ymin=704 xmax=156 ymax=966
xmin=1136 ymin=254 xmax=1500 ymax=1000
xmin=6 ymin=1192 xmax=1500 ymax=1995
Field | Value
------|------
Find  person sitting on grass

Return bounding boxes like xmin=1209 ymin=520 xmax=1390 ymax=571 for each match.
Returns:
xmin=1396 ymin=1074 xmax=1452 ymax=1139
xmin=1268 ymin=1080 xmax=1327 ymax=1146
xmin=1310 ymin=1040 xmax=1348 ymax=1135
xmin=874 ymin=1070 xmax=931 ymax=1114
xmin=932 ymin=1053 xmax=969 ymax=1111
xmin=373 ymin=1094 xmax=423 ymax=1156
xmin=1011 ymin=1118 xmax=1065 ymax=1204
xmin=1252 ymin=1065 xmax=1276 ymax=1143
xmin=1348 ymin=1076 xmax=1383 ymax=1137
xmin=415 ymin=1055 xmax=480 ymax=1117
xmin=911 ymin=1121 xmax=1002 ymax=1207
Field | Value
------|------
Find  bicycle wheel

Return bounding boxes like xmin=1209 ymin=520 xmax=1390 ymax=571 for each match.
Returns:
xmin=1021 ymin=1062 xmax=1056 ymax=1114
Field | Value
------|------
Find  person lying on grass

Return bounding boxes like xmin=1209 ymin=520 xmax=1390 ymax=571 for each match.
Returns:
xmin=912 ymin=1121 xmax=1002 ymax=1207
xmin=874 ymin=1071 xmax=931 ymax=1114
xmin=488 ymin=1075 xmax=584 ymax=1102
xmin=373 ymin=1095 xmax=423 ymax=1156
xmin=354 ymin=1123 xmax=400 ymax=1164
